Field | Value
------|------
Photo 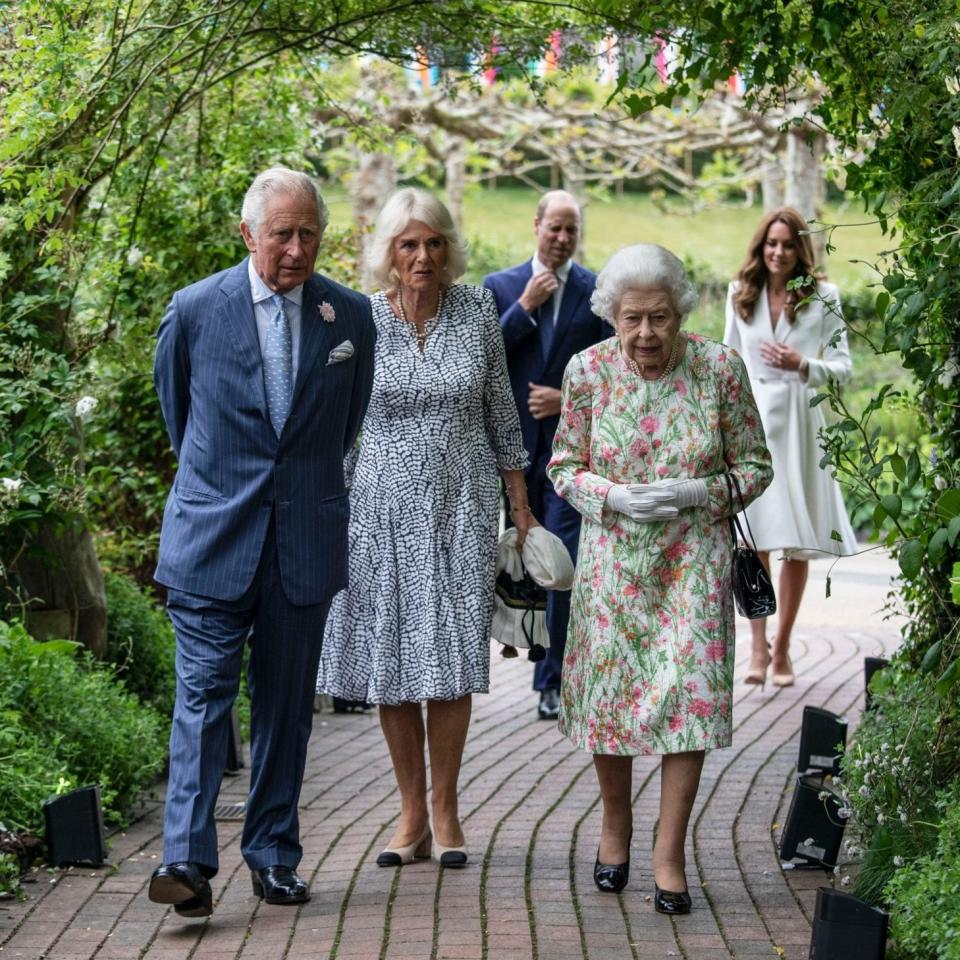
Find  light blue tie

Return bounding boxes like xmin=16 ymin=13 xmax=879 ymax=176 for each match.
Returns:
xmin=263 ymin=294 xmax=293 ymax=437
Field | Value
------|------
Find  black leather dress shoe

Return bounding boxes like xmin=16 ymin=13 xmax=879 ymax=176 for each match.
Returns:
xmin=654 ymin=883 xmax=692 ymax=915
xmin=537 ymin=687 xmax=560 ymax=720
xmin=148 ymin=862 xmax=213 ymax=918
xmin=251 ymin=865 xmax=311 ymax=905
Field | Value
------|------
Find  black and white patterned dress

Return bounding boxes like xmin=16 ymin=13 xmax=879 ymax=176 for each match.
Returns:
xmin=317 ymin=284 xmax=529 ymax=704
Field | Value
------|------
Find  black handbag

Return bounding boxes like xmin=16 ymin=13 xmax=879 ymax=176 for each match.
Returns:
xmin=494 ymin=568 xmax=548 ymax=662
xmin=725 ymin=473 xmax=777 ymax=620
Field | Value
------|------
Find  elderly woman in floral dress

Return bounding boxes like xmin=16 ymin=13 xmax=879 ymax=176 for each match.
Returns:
xmin=547 ymin=244 xmax=772 ymax=912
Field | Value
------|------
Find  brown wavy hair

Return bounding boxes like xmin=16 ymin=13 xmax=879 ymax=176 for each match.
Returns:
xmin=732 ymin=207 xmax=816 ymax=324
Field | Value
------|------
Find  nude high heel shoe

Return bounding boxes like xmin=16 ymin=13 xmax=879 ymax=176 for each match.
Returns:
xmin=772 ymin=654 xmax=795 ymax=687
xmin=744 ymin=643 xmax=772 ymax=689
xmin=376 ymin=825 xmax=432 ymax=867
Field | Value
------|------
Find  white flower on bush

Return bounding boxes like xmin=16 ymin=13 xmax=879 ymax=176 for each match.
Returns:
xmin=893 ymin=855 xmax=904 ymax=867
xmin=75 ymin=395 xmax=98 ymax=419
xmin=934 ymin=475 xmax=948 ymax=491
xmin=877 ymin=811 xmax=886 ymax=824
xmin=1 ymin=476 xmax=22 ymax=494
xmin=940 ymin=357 xmax=959 ymax=389
xmin=838 ymin=807 xmax=852 ymax=819
xmin=841 ymin=875 xmax=852 ymax=887
xmin=126 ymin=246 xmax=144 ymax=268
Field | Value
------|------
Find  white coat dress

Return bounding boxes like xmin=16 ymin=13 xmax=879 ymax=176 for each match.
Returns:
xmin=723 ymin=281 xmax=858 ymax=559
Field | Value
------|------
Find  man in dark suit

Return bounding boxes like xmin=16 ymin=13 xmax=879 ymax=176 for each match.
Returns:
xmin=148 ymin=167 xmax=375 ymax=917
xmin=483 ymin=191 xmax=610 ymax=720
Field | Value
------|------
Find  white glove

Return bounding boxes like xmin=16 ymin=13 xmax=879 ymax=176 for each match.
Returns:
xmin=651 ymin=477 xmax=709 ymax=509
xmin=605 ymin=478 xmax=708 ymax=522
xmin=605 ymin=483 xmax=679 ymax=522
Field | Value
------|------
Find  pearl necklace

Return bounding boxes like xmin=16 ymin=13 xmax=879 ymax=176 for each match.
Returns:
xmin=625 ymin=333 xmax=683 ymax=381
xmin=397 ymin=287 xmax=443 ymax=352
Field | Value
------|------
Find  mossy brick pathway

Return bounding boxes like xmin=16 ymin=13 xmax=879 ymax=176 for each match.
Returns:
xmin=0 ymin=549 xmax=898 ymax=960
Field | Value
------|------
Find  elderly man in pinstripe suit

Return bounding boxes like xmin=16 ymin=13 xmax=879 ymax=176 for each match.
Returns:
xmin=148 ymin=168 xmax=375 ymax=918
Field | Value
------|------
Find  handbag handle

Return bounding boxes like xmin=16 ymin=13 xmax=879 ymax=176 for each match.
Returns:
xmin=724 ymin=472 xmax=761 ymax=553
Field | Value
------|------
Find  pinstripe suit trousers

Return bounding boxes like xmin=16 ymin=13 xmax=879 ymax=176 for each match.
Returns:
xmin=163 ymin=516 xmax=330 ymax=875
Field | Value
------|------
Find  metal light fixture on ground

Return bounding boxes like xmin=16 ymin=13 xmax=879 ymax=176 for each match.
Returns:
xmin=779 ymin=774 xmax=846 ymax=868
xmin=808 ymin=887 xmax=888 ymax=959
xmin=798 ymin=706 xmax=847 ymax=777
xmin=43 ymin=785 xmax=107 ymax=868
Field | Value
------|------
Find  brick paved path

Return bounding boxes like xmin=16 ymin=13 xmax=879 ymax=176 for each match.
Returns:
xmin=0 ymin=551 xmax=898 ymax=960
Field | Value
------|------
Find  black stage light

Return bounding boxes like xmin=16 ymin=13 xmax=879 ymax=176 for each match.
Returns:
xmin=864 ymin=657 xmax=890 ymax=711
xmin=779 ymin=774 xmax=845 ymax=868
xmin=798 ymin=706 xmax=847 ymax=777
xmin=224 ymin=705 xmax=245 ymax=775
xmin=808 ymin=887 xmax=888 ymax=959
xmin=44 ymin=785 xmax=107 ymax=867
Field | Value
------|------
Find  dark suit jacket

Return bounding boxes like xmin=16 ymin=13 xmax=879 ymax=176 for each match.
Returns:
xmin=153 ymin=257 xmax=375 ymax=605
xmin=483 ymin=260 xmax=609 ymax=465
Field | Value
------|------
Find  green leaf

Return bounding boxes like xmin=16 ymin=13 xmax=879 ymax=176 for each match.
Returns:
xmin=906 ymin=450 xmax=921 ymax=487
xmin=928 ymin=528 xmax=950 ymax=565
xmin=899 ymin=539 xmax=925 ymax=578
xmin=889 ymin=453 xmax=906 ymax=481
xmin=880 ymin=494 xmax=902 ymax=519
xmin=936 ymin=658 xmax=960 ymax=697
xmin=882 ymin=274 xmax=905 ymax=292
xmin=874 ymin=290 xmax=890 ymax=317
xmin=920 ymin=639 xmax=942 ymax=672
xmin=936 ymin=489 xmax=960 ymax=520
xmin=948 ymin=516 xmax=960 ymax=547
xmin=952 ymin=562 xmax=960 ymax=605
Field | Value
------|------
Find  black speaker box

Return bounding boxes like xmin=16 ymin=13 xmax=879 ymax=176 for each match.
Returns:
xmin=44 ymin=784 xmax=107 ymax=867
xmin=224 ymin=705 xmax=244 ymax=775
xmin=779 ymin=774 xmax=845 ymax=868
xmin=864 ymin=657 xmax=890 ymax=710
xmin=808 ymin=887 xmax=888 ymax=959
xmin=798 ymin=706 xmax=847 ymax=776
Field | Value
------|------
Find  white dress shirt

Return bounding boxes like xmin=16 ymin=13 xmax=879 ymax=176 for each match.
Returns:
xmin=530 ymin=254 xmax=573 ymax=326
xmin=248 ymin=258 xmax=303 ymax=383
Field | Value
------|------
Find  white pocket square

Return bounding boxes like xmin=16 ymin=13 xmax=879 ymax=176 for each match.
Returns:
xmin=327 ymin=340 xmax=354 ymax=365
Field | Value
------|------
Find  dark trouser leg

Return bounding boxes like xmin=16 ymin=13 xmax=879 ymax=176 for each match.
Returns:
xmin=163 ymin=591 xmax=252 ymax=875
xmin=241 ymin=538 xmax=330 ymax=871
xmin=532 ymin=457 xmax=582 ymax=692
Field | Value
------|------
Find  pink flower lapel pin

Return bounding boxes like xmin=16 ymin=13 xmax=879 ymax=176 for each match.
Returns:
xmin=319 ymin=301 xmax=336 ymax=323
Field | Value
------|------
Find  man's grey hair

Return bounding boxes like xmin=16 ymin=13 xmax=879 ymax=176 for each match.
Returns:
xmin=590 ymin=243 xmax=699 ymax=323
xmin=364 ymin=187 xmax=468 ymax=292
xmin=241 ymin=167 xmax=329 ymax=236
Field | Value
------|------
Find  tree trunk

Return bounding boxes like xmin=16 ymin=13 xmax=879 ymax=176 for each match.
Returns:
xmin=15 ymin=525 xmax=107 ymax=657
xmin=762 ymin=141 xmax=785 ymax=210
xmin=445 ymin=141 xmax=467 ymax=236
xmin=785 ymin=127 xmax=826 ymax=266
xmin=351 ymin=151 xmax=396 ymax=289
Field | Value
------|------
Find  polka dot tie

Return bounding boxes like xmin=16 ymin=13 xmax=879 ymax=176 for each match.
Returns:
xmin=264 ymin=294 xmax=293 ymax=437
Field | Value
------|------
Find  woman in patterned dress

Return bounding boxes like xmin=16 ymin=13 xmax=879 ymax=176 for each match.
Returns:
xmin=724 ymin=208 xmax=857 ymax=689
xmin=317 ymin=188 xmax=538 ymax=869
xmin=547 ymin=244 xmax=772 ymax=911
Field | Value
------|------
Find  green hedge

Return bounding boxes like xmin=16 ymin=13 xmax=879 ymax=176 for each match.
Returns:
xmin=103 ymin=571 xmax=177 ymax=723
xmin=0 ymin=619 xmax=167 ymax=835
xmin=885 ymin=784 xmax=960 ymax=960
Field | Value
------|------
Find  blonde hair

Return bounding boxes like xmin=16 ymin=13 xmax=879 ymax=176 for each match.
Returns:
xmin=364 ymin=188 xmax=468 ymax=291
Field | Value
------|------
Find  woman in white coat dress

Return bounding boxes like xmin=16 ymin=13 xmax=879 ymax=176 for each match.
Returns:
xmin=723 ymin=207 xmax=857 ymax=688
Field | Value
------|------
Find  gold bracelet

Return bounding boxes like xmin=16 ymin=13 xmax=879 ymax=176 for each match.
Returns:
xmin=509 ymin=505 xmax=532 ymax=514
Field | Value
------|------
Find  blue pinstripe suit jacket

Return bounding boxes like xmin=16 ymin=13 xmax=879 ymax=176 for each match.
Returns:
xmin=153 ymin=258 xmax=375 ymax=605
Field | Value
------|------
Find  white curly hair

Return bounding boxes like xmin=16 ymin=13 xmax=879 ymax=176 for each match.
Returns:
xmin=590 ymin=243 xmax=698 ymax=323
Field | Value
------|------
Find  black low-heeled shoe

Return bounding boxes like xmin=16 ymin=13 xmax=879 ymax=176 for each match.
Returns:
xmin=654 ymin=883 xmax=692 ymax=915
xmin=593 ymin=830 xmax=632 ymax=894
xmin=251 ymin=865 xmax=311 ymax=905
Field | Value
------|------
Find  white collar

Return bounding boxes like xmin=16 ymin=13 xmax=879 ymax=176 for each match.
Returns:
xmin=532 ymin=254 xmax=573 ymax=284
xmin=248 ymin=257 xmax=304 ymax=306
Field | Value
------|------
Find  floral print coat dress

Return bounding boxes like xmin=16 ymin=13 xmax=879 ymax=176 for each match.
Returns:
xmin=547 ymin=335 xmax=772 ymax=756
